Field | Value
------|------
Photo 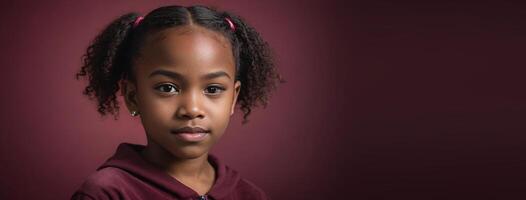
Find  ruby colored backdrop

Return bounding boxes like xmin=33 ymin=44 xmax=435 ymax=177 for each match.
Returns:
xmin=1 ymin=0 xmax=526 ymax=199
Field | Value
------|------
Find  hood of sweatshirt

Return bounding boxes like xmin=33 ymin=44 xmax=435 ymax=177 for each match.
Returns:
xmin=97 ymin=143 xmax=241 ymax=199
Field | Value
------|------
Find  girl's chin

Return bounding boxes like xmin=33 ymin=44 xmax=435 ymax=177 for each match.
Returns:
xmin=165 ymin=144 xmax=210 ymax=160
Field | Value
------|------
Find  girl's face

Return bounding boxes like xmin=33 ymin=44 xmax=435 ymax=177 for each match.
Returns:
xmin=124 ymin=25 xmax=241 ymax=159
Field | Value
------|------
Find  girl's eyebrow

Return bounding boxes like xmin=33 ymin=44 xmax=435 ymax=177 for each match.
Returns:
xmin=202 ymin=71 xmax=231 ymax=80
xmin=149 ymin=69 xmax=185 ymax=81
xmin=149 ymin=69 xmax=231 ymax=80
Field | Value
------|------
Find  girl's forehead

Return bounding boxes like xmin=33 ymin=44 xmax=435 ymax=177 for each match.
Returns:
xmin=136 ymin=25 xmax=235 ymax=75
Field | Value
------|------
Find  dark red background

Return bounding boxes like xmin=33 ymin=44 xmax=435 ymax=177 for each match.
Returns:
xmin=1 ymin=0 xmax=526 ymax=199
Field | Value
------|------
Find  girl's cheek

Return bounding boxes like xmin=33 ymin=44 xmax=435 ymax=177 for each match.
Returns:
xmin=138 ymin=91 xmax=173 ymax=117
xmin=208 ymin=93 xmax=233 ymax=109
xmin=152 ymin=98 xmax=178 ymax=115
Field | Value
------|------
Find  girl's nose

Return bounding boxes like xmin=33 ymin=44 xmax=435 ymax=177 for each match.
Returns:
xmin=176 ymin=90 xmax=205 ymax=120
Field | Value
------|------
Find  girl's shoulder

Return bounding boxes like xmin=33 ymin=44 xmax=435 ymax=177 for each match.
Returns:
xmin=70 ymin=167 xmax=134 ymax=200
xmin=234 ymin=177 xmax=270 ymax=200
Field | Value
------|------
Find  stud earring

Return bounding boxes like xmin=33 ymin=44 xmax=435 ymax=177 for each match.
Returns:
xmin=131 ymin=111 xmax=139 ymax=116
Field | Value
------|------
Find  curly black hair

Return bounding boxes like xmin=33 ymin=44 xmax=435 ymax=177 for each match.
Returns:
xmin=76 ymin=5 xmax=282 ymax=123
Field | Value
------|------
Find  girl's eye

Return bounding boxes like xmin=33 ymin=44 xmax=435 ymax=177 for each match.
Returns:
xmin=155 ymin=84 xmax=179 ymax=94
xmin=204 ymin=85 xmax=225 ymax=95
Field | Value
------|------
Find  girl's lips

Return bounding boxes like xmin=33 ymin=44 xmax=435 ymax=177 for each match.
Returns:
xmin=171 ymin=126 xmax=210 ymax=142
xmin=173 ymin=132 xmax=208 ymax=142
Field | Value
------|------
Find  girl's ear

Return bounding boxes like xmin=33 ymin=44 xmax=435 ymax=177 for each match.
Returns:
xmin=231 ymin=81 xmax=241 ymax=116
xmin=121 ymin=79 xmax=140 ymax=115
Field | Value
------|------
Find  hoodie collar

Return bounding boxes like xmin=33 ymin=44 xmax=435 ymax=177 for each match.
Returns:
xmin=97 ymin=143 xmax=240 ymax=199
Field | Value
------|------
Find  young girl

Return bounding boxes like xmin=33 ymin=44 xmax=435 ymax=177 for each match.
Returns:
xmin=72 ymin=5 xmax=280 ymax=200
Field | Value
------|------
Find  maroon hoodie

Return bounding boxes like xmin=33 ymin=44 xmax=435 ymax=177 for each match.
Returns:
xmin=71 ymin=143 xmax=269 ymax=200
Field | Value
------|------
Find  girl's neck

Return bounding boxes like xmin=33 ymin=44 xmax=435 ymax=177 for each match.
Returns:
xmin=139 ymin=139 xmax=214 ymax=181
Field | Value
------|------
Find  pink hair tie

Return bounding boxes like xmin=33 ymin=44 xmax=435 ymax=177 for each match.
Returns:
xmin=133 ymin=16 xmax=144 ymax=28
xmin=225 ymin=17 xmax=235 ymax=31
